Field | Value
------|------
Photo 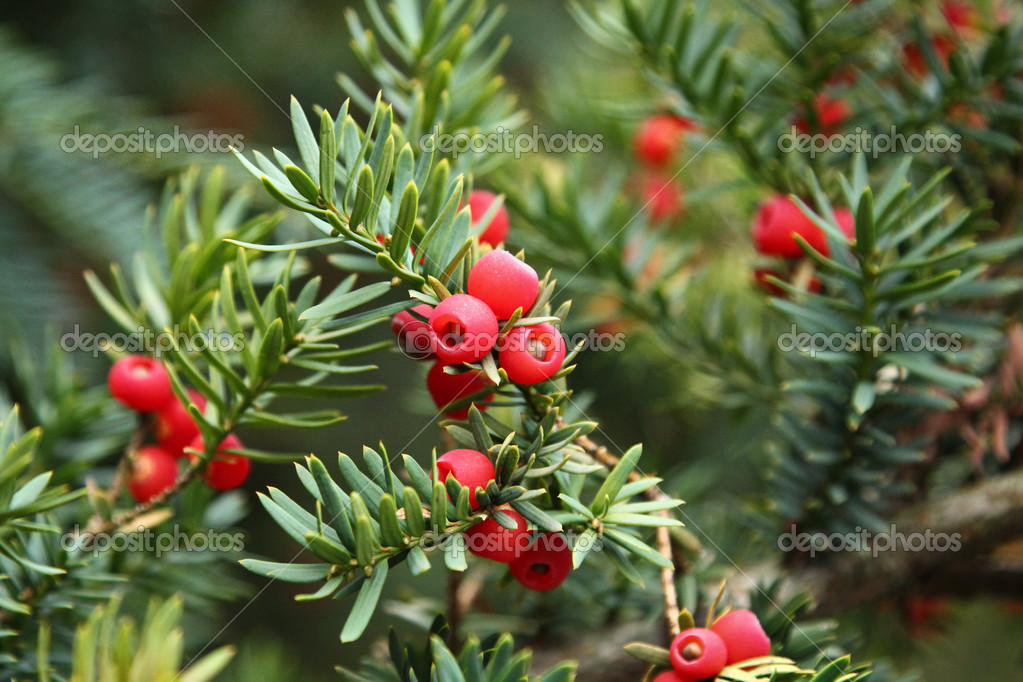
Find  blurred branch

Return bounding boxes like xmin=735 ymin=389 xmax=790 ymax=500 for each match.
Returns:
xmin=794 ymin=467 xmax=1023 ymax=615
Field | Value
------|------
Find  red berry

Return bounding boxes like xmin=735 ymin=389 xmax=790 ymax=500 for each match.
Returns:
xmin=637 ymin=173 xmax=686 ymax=223
xmin=669 ymin=628 xmax=728 ymax=679
xmin=426 ymin=361 xmax=493 ymax=419
xmin=835 ymin=208 xmax=855 ymax=241
xmin=392 ymin=304 xmax=438 ymax=360
xmin=902 ymin=35 xmax=956 ymax=79
xmin=154 ymin=389 xmax=207 ymax=458
xmin=463 ymin=508 xmax=530 ymax=563
xmin=634 ymin=114 xmax=693 ymax=166
xmin=189 ymin=434 xmax=250 ymax=491
xmin=126 ymin=445 xmax=179 ymax=503
xmin=752 ymin=195 xmax=834 ymax=258
xmin=107 ymin=356 xmax=173 ymax=412
xmin=793 ymin=94 xmax=850 ymax=138
xmin=467 ymin=190 xmax=509 ymax=246
xmin=941 ymin=0 xmax=979 ymax=34
xmin=652 ymin=672 xmax=695 ymax=682
xmin=435 ymin=449 xmax=495 ymax=509
xmin=467 ymin=250 xmax=540 ymax=320
xmin=429 ymin=294 xmax=499 ymax=364
xmin=498 ymin=323 xmax=566 ymax=385
xmin=711 ymin=610 xmax=772 ymax=665
xmin=508 ymin=533 xmax=572 ymax=591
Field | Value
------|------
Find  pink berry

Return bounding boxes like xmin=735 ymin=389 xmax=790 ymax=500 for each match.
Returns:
xmin=428 ymin=294 xmax=499 ymax=364
xmin=435 ymin=449 xmax=495 ymax=509
xmin=426 ymin=362 xmax=493 ymax=419
xmin=126 ymin=446 xmax=179 ymax=503
xmin=634 ymin=114 xmax=694 ymax=166
xmin=154 ymin=389 xmax=207 ymax=458
xmin=189 ymin=434 xmax=250 ymax=491
xmin=711 ymin=610 xmax=772 ymax=665
xmin=467 ymin=250 xmax=540 ymax=320
xmin=107 ymin=356 xmax=173 ymax=412
xmin=464 ymin=508 xmax=530 ymax=563
xmin=498 ymin=323 xmax=566 ymax=385
xmin=652 ymin=672 xmax=695 ymax=682
xmin=392 ymin=304 xmax=438 ymax=360
xmin=508 ymin=533 xmax=572 ymax=591
xmin=467 ymin=190 xmax=509 ymax=246
xmin=669 ymin=628 xmax=728 ymax=680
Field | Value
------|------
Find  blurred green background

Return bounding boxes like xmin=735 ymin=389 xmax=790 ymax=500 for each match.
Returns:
xmin=1 ymin=1 xmax=1021 ymax=679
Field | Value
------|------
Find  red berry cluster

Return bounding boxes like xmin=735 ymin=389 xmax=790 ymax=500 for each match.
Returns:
xmin=750 ymin=194 xmax=855 ymax=296
xmin=433 ymin=449 xmax=573 ymax=591
xmin=657 ymin=610 xmax=771 ymax=681
xmin=107 ymin=356 xmax=249 ymax=502
xmin=392 ymin=249 xmax=567 ymax=418
xmin=631 ymin=114 xmax=693 ymax=224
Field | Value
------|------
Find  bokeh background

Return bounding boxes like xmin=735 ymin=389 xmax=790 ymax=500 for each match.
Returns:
xmin=0 ymin=1 xmax=1020 ymax=679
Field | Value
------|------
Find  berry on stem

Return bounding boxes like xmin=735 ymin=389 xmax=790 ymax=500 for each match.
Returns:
xmin=428 ymin=294 xmax=499 ymax=364
xmin=711 ymin=609 xmax=772 ymax=664
xmin=668 ymin=628 xmax=728 ymax=680
xmin=634 ymin=114 xmax=693 ymax=166
xmin=426 ymin=361 xmax=493 ymax=419
xmin=435 ymin=449 xmax=495 ymax=509
xmin=464 ymin=508 xmax=530 ymax=563
xmin=126 ymin=445 xmax=179 ymax=503
xmin=189 ymin=434 xmax=250 ymax=491
xmin=508 ymin=533 xmax=572 ymax=591
xmin=392 ymin=304 xmax=438 ymax=360
xmin=467 ymin=250 xmax=540 ymax=320
xmin=155 ymin=389 xmax=207 ymax=458
xmin=107 ymin=355 xmax=173 ymax=412
xmin=498 ymin=323 xmax=566 ymax=385
xmin=467 ymin=190 xmax=509 ymax=246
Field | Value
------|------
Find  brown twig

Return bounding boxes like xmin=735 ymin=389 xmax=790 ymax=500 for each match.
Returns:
xmin=567 ymin=422 xmax=685 ymax=638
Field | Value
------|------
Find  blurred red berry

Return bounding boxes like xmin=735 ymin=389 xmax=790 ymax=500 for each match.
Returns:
xmin=752 ymin=195 xmax=827 ymax=257
xmin=155 ymin=389 xmax=207 ymax=458
xmin=941 ymin=0 xmax=980 ymax=35
xmin=107 ymin=356 xmax=173 ymax=412
xmin=435 ymin=449 xmax=495 ymax=509
xmin=508 ymin=532 xmax=573 ymax=591
xmin=637 ymin=173 xmax=686 ymax=223
xmin=126 ymin=445 xmax=179 ymax=503
xmin=793 ymin=94 xmax=851 ymax=138
xmin=902 ymin=35 xmax=956 ymax=79
xmin=467 ymin=190 xmax=509 ymax=246
xmin=467 ymin=250 xmax=540 ymax=320
xmin=634 ymin=114 xmax=693 ymax=165
xmin=189 ymin=434 xmax=250 ymax=491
